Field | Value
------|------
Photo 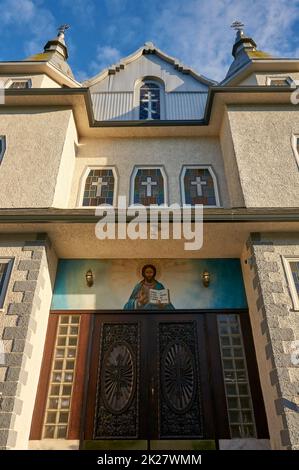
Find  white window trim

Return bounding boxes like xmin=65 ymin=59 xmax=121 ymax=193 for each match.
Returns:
xmin=180 ymin=165 xmax=221 ymax=207
xmin=282 ymin=256 xmax=299 ymax=311
xmin=130 ymin=165 xmax=169 ymax=206
xmin=291 ymin=134 xmax=299 ymax=169
xmin=5 ymin=78 xmax=32 ymax=89
xmin=0 ymin=258 xmax=14 ymax=310
xmin=133 ymin=77 xmax=165 ymax=120
xmin=266 ymin=76 xmax=295 ymax=87
xmin=0 ymin=135 xmax=6 ymax=164
xmin=77 ymin=166 xmax=119 ymax=208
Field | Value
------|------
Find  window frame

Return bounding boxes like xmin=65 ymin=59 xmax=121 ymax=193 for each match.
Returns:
xmin=130 ymin=165 xmax=169 ymax=206
xmin=134 ymin=77 xmax=165 ymax=120
xmin=291 ymin=134 xmax=299 ymax=169
xmin=5 ymin=78 xmax=32 ymax=89
xmin=0 ymin=258 xmax=14 ymax=309
xmin=266 ymin=76 xmax=295 ymax=87
xmin=282 ymin=256 xmax=299 ymax=311
xmin=0 ymin=135 xmax=6 ymax=165
xmin=180 ymin=165 xmax=221 ymax=207
xmin=30 ymin=312 xmax=92 ymax=440
xmin=77 ymin=166 xmax=119 ymax=208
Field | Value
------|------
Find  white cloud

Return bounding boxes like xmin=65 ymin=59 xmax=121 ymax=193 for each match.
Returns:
xmin=61 ymin=0 xmax=96 ymax=25
xmin=90 ymin=45 xmax=122 ymax=73
xmin=0 ymin=0 xmax=56 ymax=56
xmin=105 ymin=0 xmax=128 ymax=15
xmin=148 ymin=0 xmax=299 ymax=81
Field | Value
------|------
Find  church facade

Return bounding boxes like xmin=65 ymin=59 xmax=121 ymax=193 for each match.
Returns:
xmin=0 ymin=25 xmax=299 ymax=450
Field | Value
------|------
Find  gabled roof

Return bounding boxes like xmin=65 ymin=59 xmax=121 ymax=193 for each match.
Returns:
xmin=84 ymin=42 xmax=217 ymax=87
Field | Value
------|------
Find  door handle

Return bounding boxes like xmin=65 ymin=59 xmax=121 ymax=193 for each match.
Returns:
xmin=150 ymin=376 xmax=155 ymax=397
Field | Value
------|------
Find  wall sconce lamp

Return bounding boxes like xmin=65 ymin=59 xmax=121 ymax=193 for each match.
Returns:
xmin=202 ymin=270 xmax=210 ymax=287
xmin=85 ymin=269 xmax=94 ymax=288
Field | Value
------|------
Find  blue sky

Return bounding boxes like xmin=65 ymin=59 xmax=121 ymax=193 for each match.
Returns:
xmin=1 ymin=0 xmax=299 ymax=82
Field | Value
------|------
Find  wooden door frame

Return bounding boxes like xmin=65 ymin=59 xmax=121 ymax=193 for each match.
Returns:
xmin=31 ymin=309 xmax=269 ymax=443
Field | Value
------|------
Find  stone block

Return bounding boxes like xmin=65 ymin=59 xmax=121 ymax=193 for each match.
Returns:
xmin=17 ymin=260 xmax=41 ymax=271
xmin=13 ymin=281 xmax=37 ymax=293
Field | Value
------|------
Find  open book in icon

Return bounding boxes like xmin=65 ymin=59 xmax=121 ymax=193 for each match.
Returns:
xmin=149 ymin=288 xmax=170 ymax=305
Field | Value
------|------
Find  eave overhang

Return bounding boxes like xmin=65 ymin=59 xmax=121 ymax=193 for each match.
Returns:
xmin=221 ymin=58 xmax=299 ymax=87
xmin=1 ymin=207 xmax=299 ymax=224
xmin=0 ymin=86 xmax=296 ymax=137
xmin=0 ymin=61 xmax=81 ymax=88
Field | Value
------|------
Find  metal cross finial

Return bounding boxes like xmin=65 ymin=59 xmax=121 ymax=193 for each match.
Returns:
xmin=57 ymin=24 xmax=70 ymax=36
xmin=231 ymin=20 xmax=244 ymax=32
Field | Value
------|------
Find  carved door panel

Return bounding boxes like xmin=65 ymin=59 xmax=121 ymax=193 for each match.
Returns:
xmin=83 ymin=314 xmax=212 ymax=441
xmin=154 ymin=319 xmax=204 ymax=438
xmin=83 ymin=315 xmax=148 ymax=440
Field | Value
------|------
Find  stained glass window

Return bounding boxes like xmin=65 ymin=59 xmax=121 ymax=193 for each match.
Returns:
xmin=289 ymin=261 xmax=299 ymax=297
xmin=139 ymin=83 xmax=160 ymax=120
xmin=0 ymin=136 xmax=6 ymax=165
xmin=133 ymin=168 xmax=165 ymax=205
xmin=183 ymin=167 xmax=218 ymax=206
xmin=218 ymin=314 xmax=257 ymax=438
xmin=82 ymin=168 xmax=115 ymax=206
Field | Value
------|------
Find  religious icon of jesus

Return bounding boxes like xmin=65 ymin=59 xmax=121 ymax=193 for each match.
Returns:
xmin=124 ymin=264 xmax=175 ymax=310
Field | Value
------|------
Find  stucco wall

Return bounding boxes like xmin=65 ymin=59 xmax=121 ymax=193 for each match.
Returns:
xmin=53 ymin=113 xmax=78 ymax=207
xmin=227 ymin=105 xmax=299 ymax=207
xmin=219 ymin=111 xmax=245 ymax=207
xmin=69 ymin=137 xmax=230 ymax=208
xmin=0 ymin=108 xmax=75 ymax=208
xmin=242 ymin=233 xmax=299 ymax=450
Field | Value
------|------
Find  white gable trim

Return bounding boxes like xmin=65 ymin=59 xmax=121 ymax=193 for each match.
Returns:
xmin=85 ymin=44 xmax=216 ymax=88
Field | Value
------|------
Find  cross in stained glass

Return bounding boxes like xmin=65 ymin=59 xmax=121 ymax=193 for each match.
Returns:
xmin=191 ymin=176 xmax=207 ymax=196
xmin=91 ymin=177 xmax=108 ymax=197
xmin=141 ymin=176 xmax=157 ymax=197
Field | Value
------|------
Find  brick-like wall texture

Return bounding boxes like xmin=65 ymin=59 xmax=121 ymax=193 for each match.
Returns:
xmin=0 ymin=236 xmax=57 ymax=449
xmin=244 ymin=233 xmax=299 ymax=450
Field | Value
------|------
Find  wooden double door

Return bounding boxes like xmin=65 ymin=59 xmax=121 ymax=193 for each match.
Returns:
xmin=83 ymin=313 xmax=224 ymax=443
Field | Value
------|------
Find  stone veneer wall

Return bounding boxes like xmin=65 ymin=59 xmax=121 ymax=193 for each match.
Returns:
xmin=0 ymin=236 xmax=57 ymax=449
xmin=242 ymin=233 xmax=299 ymax=450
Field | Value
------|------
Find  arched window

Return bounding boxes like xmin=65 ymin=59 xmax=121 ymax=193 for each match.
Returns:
xmin=139 ymin=82 xmax=161 ymax=120
xmin=130 ymin=166 xmax=167 ymax=205
xmin=181 ymin=166 xmax=220 ymax=207
xmin=0 ymin=136 xmax=6 ymax=165
xmin=79 ymin=167 xmax=117 ymax=207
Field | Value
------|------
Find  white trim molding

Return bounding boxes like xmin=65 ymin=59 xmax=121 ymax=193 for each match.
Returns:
xmin=0 ymin=135 xmax=6 ymax=164
xmin=180 ymin=165 xmax=221 ymax=207
xmin=282 ymin=256 xmax=299 ymax=311
xmin=291 ymin=134 xmax=299 ymax=169
xmin=130 ymin=165 xmax=168 ymax=206
xmin=77 ymin=165 xmax=119 ymax=208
